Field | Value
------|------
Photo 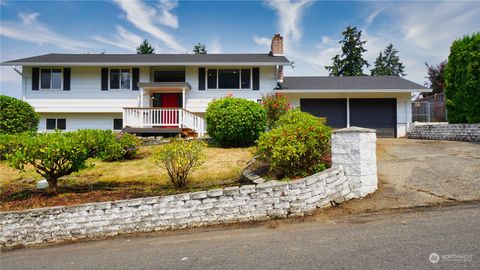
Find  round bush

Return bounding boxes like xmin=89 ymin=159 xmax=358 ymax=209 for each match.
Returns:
xmin=256 ymin=109 xmax=332 ymax=178
xmin=206 ymin=97 xmax=266 ymax=147
xmin=0 ymin=95 xmax=39 ymax=134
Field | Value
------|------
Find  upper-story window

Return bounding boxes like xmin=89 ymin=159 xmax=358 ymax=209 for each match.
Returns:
xmin=110 ymin=69 xmax=131 ymax=89
xmin=207 ymin=68 xmax=251 ymax=90
xmin=41 ymin=68 xmax=62 ymax=90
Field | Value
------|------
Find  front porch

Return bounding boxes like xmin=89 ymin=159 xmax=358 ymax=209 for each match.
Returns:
xmin=122 ymin=82 xmax=206 ymax=137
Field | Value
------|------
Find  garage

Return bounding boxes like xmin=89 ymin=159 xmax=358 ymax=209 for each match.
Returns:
xmin=349 ymin=98 xmax=397 ymax=137
xmin=300 ymin=99 xmax=347 ymax=128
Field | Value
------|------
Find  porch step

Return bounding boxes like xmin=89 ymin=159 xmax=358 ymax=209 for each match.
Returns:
xmin=181 ymin=128 xmax=198 ymax=138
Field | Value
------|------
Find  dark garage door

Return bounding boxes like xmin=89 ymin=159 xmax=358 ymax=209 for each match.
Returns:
xmin=300 ymin=99 xmax=347 ymax=128
xmin=350 ymin=98 xmax=397 ymax=137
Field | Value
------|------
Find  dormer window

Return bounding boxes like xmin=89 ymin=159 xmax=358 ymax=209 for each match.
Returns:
xmin=40 ymin=68 xmax=62 ymax=90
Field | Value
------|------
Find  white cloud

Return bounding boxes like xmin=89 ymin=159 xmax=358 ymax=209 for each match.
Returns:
xmin=157 ymin=0 xmax=179 ymax=29
xmin=113 ymin=0 xmax=186 ymax=52
xmin=264 ymin=0 xmax=313 ymax=43
xmin=366 ymin=8 xmax=383 ymax=28
xmin=93 ymin=26 xmax=145 ymax=52
xmin=0 ymin=12 xmax=92 ymax=51
xmin=209 ymin=37 xmax=222 ymax=53
xmin=252 ymin=36 xmax=271 ymax=48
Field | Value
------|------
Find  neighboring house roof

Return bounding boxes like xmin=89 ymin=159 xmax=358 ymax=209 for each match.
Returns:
xmin=1 ymin=53 xmax=291 ymax=66
xmin=278 ymin=76 xmax=430 ymax=92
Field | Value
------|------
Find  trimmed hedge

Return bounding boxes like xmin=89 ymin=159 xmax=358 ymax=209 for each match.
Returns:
xmin=206 ymin=97 xmax=266 ymax=147
xmin=0 ymin=95 xmax=39 ymax=134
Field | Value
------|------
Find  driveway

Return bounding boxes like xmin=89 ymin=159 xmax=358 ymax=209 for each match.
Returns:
xmin=342 ymin=138 xmax=480 ymax=212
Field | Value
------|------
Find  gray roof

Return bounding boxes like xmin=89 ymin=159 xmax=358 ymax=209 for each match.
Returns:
xmin=280 ymin=76 xmax=428 ymax=90
xmin=2 ymin=53 xmax=290 ymax=66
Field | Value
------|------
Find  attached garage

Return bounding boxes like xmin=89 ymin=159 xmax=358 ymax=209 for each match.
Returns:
xmin=300 ymin=99 xmax=347 ymax=128
xmin=349 ymin=98 xmax=397 ymax=137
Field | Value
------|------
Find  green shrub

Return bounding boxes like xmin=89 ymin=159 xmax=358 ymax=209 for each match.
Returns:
xmin=0 ymin=95 xmax=39 ymax=134
xmin=102 ymin=132 xmax=140 ymax=161
xmin=445 ymin=32 xmax=480 ymax=123
xmin=6 ymin=131 xmax=89 ymax=194
xmin=73 ymin=129 xmax=140 ymax=161
xmin=256 ymin=109 xmax=332 ymax=178
xmin=206 ymin=97 xmax=266 ymax=147
xmin=154 ymin=139 xmax=205 ymax=189
xmin=261 ymin=93 xmax=290 ymax=129
xmin=0 ymin=133 xmax=33 ymax=160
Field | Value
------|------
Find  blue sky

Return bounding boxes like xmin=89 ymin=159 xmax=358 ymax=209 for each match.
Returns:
xmin=1 ymin=0 xmax=479 ymax=97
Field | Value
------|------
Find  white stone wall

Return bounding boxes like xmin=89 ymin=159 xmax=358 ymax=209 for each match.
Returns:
xmin=0 ymin=166 xmax=352 ymax=248
xmin=332 ymin=127 xmax=378 ymax=198
xmin=407 ymin=124 xmax=480 ymax=142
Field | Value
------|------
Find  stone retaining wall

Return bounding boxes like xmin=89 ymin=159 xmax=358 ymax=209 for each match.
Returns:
xmin=407 ymin=123 xmax=480 ymax=142
xmin=0 ymin=127 xmax=379 ymax=248
xmin=1 ymin=166 xmax=350 ymax=248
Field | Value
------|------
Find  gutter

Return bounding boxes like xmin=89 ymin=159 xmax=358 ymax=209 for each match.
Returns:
xmin=274 ymin=88 xmax=432 ymax=93
xmin=1 ymin=61 xmax=292 ymax=67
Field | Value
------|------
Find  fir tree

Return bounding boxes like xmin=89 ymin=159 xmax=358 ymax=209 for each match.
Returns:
xmin=370 ymin=44 xmax=406 ymax=76
xmin=193 ymin=43 xmax=207 ymax=54
xmin=136 ymin=39 xmax=155 ymax=54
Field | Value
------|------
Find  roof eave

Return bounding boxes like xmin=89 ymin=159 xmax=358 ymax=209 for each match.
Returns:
xmin=1 ymin=61 xmax=291 ymax=66
xmin=275 ymin=88 xmax=431 ymax=93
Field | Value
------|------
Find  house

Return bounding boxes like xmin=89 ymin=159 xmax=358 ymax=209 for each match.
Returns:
xmin=1 ymin=34 xmax=429 ymax=138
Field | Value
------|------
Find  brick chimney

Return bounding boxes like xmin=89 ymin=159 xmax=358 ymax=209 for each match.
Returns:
xmin=270 ymin=34 xmax=284 ymax=56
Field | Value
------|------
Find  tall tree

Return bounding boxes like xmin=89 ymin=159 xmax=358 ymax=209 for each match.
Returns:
xmin=325 ymin=26 xmax=369 ymax=76
xmin=193 ymin=43 xmax=207 ymax=54
xmin=424 ymin=61 xmax=447 ymax=95
xmin=136 ymin=39 xmax=155 ymax=54
xmin=370 ymin=44 xmax=406 ymax=76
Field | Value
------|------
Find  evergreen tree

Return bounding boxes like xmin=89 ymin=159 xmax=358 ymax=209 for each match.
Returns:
xmin=325 ymin=26 xmax=369 ymax=76
xmin=193 ymin=43 xmax=207 ymax=54
xmin=371 ymin=44 xmax=406 ymax=76
xmin=136 ymin=39 xmax=155 ymax=54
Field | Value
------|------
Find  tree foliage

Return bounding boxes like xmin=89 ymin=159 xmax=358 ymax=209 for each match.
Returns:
xmin=325 ymin=26 xmax=369 ymax=76
xmin=136 ymin=39 xmax=155 ymax=54
xmin=444 ymin=32 xmax=480 ymax=123
xmin=206 ymin=96 xmax=266 ymax=147
xmin=6 ymin=132 xmax=90 ymax=194
xmin=424 ymin=61 xmax=447 ymax=95
xmin=370 ymin=44 xmax=406 ymax=76
xmin=0 ymin=95 xmax=39 ymax=134
xmin=193 ymin=43 xmax=207 ymax=54
xmin=155 ymin=139 xmax=205 ymax=189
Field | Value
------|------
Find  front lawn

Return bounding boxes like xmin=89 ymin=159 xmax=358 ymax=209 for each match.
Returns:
xmin=0 ymin=144 xmax=253 ymax=211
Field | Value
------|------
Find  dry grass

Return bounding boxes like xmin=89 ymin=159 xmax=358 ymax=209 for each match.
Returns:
xmin=0 ymin=144 xmax=254 ymax=211
xmin=0 ymin=144 xmax=254 ymax=187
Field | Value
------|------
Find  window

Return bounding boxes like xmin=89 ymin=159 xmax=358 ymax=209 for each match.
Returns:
xmin=207 ymin=68 xmax=252 ymax=90
xmin=110 ymin=69 xmax=130 ymax=89
xmin=218 ymin=69 xmax=240 ymax=89
xmin=154 ymin=71 xmax=185 ymax=82
xmin=241 ymin=69 xmax=250 ymax=89
xmin=40 ymin=69 xmax=62 ymax=89
xmin=207 ymin=69 xmax=217 ymax=89
xmin=113 ymin=119 xmax=123 ymax=130
xmin=46 ymin=118 xmax=66 ymax=130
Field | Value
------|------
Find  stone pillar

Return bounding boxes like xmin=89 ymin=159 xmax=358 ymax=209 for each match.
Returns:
xmin=331 ymin=127 xmax=378 ymax=198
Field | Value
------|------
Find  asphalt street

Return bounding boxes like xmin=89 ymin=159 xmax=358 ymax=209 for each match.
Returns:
xmin=1 ymin=203 xmax=479 ymax=270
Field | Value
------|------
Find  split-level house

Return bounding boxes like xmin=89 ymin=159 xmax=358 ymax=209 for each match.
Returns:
xmin=1 ymin=34 xmax=429 ymax=138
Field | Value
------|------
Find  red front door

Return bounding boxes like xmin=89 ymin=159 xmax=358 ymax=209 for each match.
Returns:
xmin=155 ymin=93 xmax=181 ymax=127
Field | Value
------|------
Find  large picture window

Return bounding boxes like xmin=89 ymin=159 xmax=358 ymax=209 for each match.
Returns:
xmin=40 ymin=69 xmax=62 ymax=89
xmin=207 ymin=68 xmax=252 ymax=90
xmin=110 ymin=69 xmax=131 ymax=89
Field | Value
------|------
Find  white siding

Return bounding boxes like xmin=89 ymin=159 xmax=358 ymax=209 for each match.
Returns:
xmin=38 ymin=113 xmax=123 ymax=131
xmin=285 ymin=92 xmax=412 ymax=138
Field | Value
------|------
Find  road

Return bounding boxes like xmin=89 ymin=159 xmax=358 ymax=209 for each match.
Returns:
xmin=1 ymin=203 xmax=479 ymax=270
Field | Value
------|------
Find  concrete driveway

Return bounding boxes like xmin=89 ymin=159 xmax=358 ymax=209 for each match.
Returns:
xmin=342 ymin=138 xmax=480 ymax=212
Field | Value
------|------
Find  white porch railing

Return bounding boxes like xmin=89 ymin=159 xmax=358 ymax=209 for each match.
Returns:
xmin=123 ymin=108 xmax=206 ymax=136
